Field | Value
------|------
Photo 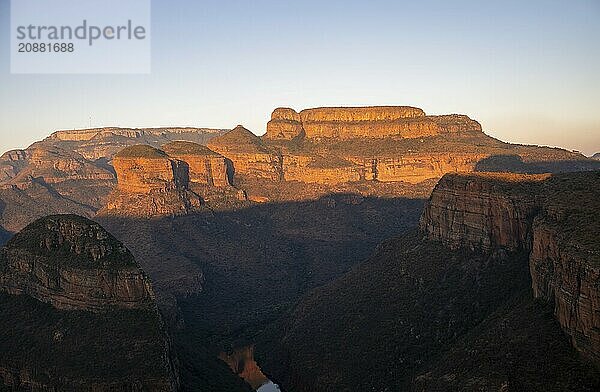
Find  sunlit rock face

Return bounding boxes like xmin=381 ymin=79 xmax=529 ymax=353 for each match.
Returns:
xmin=421 ymin=171 xmax=600 ymax=364
xmin=265 ymin=106 xmax=481 ymax=140
xmin=113 ymin=145 xmax=189 ymax=194
xmin=103 ymin=145 xmax=202 ymax=217
xmin=208 ymin=125 xmax=283 ymax=181
xmin=162 ymin=141 xmax=231 ymax=187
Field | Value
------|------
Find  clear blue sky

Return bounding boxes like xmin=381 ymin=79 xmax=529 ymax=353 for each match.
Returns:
xmin=1 ymin=0 xmax=599 ymax=155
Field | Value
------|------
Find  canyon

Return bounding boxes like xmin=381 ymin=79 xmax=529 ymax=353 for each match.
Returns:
xmin=0 ymin=105 xmax=598 ymax=391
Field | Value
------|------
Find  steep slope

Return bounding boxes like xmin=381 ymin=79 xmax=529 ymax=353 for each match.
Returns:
xmin=47 ymin=126 xmax=227 ymax=161
xmin=208 ymin=125 xmax=282 ymax=181
xmin=162 ymin=141 xmax=231 ymax=187
xmin=257 ymin=171 xmax=600 ymax=392
xmin=0 ymin=215 xmax=178 ymax=391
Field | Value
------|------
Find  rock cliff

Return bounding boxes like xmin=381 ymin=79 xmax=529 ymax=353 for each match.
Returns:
xmin=47 ymin=127 xmax=227 ymax=160
xmin=208 ymin=125 xmax=282 ymax=180
xmin=103 ymin=145 xmax=202 ymax=217
xmin=420 ymin=171 xmax=600 ymax=364
xmin=0 ymin=214 xmax=154 ymax=311
xmin=265 ymin=106 xmax=481 ymax=140
xmin=162 ymin=141 xmax=231 ymax=187
xmin=0 ymin=214 xmax=178 ymax=391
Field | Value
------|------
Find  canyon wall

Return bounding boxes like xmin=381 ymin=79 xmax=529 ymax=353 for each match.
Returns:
xmin=162 ymin=141 xmax=231 ymax=187
xmin=0 ymin=214 xmax=178 ymax=391
xmin=0 ymin=215 xmax=155 ymax=311
xmin=208 ymin=125 xmax=283 ymax=181
xmin=420 ymin=171 xmax=600 ymax=364
xmin=265 ymin=106 xmax=481 ymax=140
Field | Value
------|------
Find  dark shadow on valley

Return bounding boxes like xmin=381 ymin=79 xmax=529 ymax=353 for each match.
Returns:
xmin=475 ymin=154 xmax=600 ymax=173
xmin=97 ymin=193 xmax=426 ymax=391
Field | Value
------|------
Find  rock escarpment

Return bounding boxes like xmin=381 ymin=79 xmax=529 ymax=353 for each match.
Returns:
xmin=47 ymin=126 xmax=227 ymax=160
xmin=0 ymin=214 xmax=178 ymax=391
xmin=0 ymin=215 xmax=154 ymax=311
xmin=208 ymin=125 xmax=282 ymax=180
xmin=104 ymin=145 xmax=202 ymax=217
xmin=265 ymin=106 xmax=481 ymax=140
xmin=420 ymin=171 xmax=600 ymax=364
xmin=162 ymin=141 xmax=231 ymax=187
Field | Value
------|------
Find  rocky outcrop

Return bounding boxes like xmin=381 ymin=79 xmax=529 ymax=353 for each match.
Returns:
xmin=420 ymin=171 xmax=600 ymax=364
xmin=113 ymin=145 xmax=189 ymax=193
xmin=162 ymin=141 xmax=231 ymax=187
xmin=264 ymin=106 xmax=481 ymax=140
xmin=0 ymin=214 xmax=178 ymax=391
xmin=0 ymin=215 xmax=154 ymax=311
xmin=47 ymin=127 xmax=227 ymax=161
xmin=208 ymin=125 xmax=282 ymax=180
xmin=0 ymin=143 xmax=114 ymax=185
xmin=103 ymin=145 xmax=202 ymax=217
xmin=420 ymin=172 xmax=548 ymax=250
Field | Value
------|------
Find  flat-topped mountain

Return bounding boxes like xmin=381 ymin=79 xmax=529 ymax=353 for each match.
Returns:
xmin=0 ymin=214 xmax=178 ymax=390
xmin=265 ymin=106 xmax=482 ymax=140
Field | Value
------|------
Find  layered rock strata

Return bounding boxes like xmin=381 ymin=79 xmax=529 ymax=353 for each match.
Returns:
xmin=0 ymin=214 xmax=154 ymax=311
xmin=0 ymin=214 xmax=178 ymax=390
xmin=103 ymin=145 xmax=202 ymax=217
xmin=265 ymin=106 xmax=481 ymax=140
xmin=208 ymin=125 xmax=282 ymax=180
xmin=420 ymin=171 xmax=600 ymax=364
xmin=162 ymin=141 xmax=231 ymax=187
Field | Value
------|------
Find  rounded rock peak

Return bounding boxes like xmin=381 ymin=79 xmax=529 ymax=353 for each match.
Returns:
xmin=115 ymin=144 xmax=167 ymax=159
xmin=5 ymin=214 xmax=136 ymax=269
xmin=162 ymin=141 xmax=220 ymax=156
xmin=210 ymin=125 xmax=263 ymax=146
xmin=271 ymin=107 xmax=301 ymax=122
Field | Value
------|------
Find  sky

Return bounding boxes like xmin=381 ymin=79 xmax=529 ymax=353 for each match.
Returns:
xmin=0 ymin=0 xmax=599 ymax=155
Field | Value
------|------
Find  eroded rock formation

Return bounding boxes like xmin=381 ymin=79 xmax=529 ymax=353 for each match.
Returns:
xmin=0 ymin=215 xmax=154 ymax=311
xmin=265 ymin=106 xmax=481 ymax=140
xmin=0 ymin=214 xmax=178 ymax=391
xmin=208 ymin=125 xmax=282 ymax=180
xmin=104 ymin=145 xmax=202 ymax=217
xmin=162 ymin=141 xmax=231 ymax=187
xmin=420 ymin=171 xmax=600 ymax=364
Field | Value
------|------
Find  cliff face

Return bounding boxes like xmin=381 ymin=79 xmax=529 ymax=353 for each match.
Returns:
xmin=0 ymin=215 xmax=154 ymax=311
xmin=208 ymin=125 xmax=283 ymax=181
xmin=0 ymin=143 xmax=114 ymax=185
xmin=162 ymin=141 xmax=231 ymax=187
xmin=420 ymin=171 xmax=600 ymax=364
xmin=265 ymin=106 xmax=481 ymax=140
xmin=0 ymin=214 xmax=178 ymax=391
xmin=104 ymin=145 xmax=202 ymax=217
xmin=47 ymin=127 xmax=227 ymax=161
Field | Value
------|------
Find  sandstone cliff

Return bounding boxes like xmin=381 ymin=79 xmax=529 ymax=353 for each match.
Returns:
xmin=162 ymin=141 xmax=231 ymax=187
xmin=420 ymin=171 xmax=600 ymax=364
xmin=103 ymin=145 xmax=203 ymax=217
xmin=265 ymin=106 xmax=481 ymax=140
xmin=0 ymin=214 xmax=178 ymax=391
xmin=0 ymin=215 xmax=154 ymax=311
xmin=208 ymin=125 xmax=282 ymax=180
xmin=47 ymin=126 xmax=227 ymax=160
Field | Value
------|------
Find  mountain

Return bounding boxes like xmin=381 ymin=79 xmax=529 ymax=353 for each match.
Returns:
xmin=256 ymin=171 xmax=600 ymax=391
xmin=593 ymin=152 xmax=600 ymax=160
xmin=0 ymin=127 xmax=226 ymax=239
xmin=0 ymin=106 xmax=599 ymax=390
xmin=0 ymin=215 xmax=178 ymax=390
